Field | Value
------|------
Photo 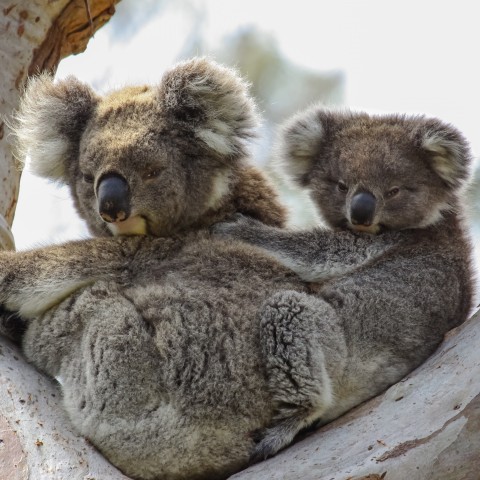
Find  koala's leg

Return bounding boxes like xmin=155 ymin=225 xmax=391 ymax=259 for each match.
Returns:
xmin=252 ymin=290 xmax=347 ymax=461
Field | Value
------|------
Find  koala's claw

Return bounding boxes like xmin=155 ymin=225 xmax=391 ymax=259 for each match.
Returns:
xmin=249 ymin=415 xmax=323 ymax=464
xmin=249 ymin=422 xmax=294 ymax=463
xmin=248 ymin=428 xmax=277 ymax=463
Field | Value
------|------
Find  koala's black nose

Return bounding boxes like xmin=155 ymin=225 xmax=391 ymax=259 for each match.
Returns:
xmin=97 ymin=174 xmax=131 ymax=223
xmin=350 ymin=191 xmax=376 ymax=226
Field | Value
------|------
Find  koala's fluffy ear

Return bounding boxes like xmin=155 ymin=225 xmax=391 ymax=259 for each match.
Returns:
xmin=12 ymin=74 xmax=98 ymax=181
xmin=414 ymin=119 xmax=473 ymax=189
xmin=272 ymin=104 xmax=331 ymax=186
xmin=159 ymin=57 xmax=258 ymax=160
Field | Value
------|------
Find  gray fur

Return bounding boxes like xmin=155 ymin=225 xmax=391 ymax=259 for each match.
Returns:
xmin=214 ymin=106 xmax=475 ymax=459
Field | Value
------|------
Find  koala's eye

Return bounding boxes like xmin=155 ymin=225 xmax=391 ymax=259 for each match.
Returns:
xmin=144 ymin=169 xmax=161 ymax=181
xmin=83 ymin=173 xmax=94 ymax=184
xmin=337 ymin=181 xmax=348 ymax=193
xmin=386 ymin=187 xmax=400 ymax=198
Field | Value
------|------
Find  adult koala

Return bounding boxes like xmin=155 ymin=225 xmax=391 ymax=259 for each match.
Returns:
xmin=214 ymin=107 xmax=475 ymax=459
xmin=0 ymin=58 xmax=308 ymax=480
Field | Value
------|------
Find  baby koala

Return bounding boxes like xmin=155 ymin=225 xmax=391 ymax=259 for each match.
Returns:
xmin=214 ymin=107 xmax=475 ymax=459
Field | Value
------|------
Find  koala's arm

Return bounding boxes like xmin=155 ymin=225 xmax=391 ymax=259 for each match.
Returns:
xmin=0 ymin=235 xmax=182 ymax=318
xmin=213 ymin=215 xmax=402 ymax=281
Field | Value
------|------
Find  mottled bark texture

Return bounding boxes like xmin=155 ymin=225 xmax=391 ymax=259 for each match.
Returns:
xmin=0 ymin=1 xmax=124 ymax=478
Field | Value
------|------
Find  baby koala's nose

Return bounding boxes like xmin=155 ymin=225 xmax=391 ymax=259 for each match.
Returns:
xmin=97 ymin=173 xmax=131 ymax=223
xmin=350 ymin=191 xmax=376 ymax=226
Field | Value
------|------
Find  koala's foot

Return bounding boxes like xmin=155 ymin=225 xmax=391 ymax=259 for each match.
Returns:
xmin=252 ymin=290 xmax=340 ymax=460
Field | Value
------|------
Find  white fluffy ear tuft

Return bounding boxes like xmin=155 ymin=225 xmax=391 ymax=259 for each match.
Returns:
xmin=271 ymin=104 xmax=326 ymax=186
xmin=419 ymin=120 xmax=472 ymax=189
xmin=159 ymin=57 xmax=258 ymax=160
xmin=11 ymin=74 xmax=97 ymax=182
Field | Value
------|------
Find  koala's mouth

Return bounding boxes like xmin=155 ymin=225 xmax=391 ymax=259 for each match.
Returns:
xmin=106 ymin=215 xmax=148 ymax=236
xmin=339 ymin=218 xmax=384 ymax=234
xmin=349 ymin=223 xmax=382 ymax=234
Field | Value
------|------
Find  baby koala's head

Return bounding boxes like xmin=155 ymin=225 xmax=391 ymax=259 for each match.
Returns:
xmin=275 ymin=107 xmax=472 ymax=233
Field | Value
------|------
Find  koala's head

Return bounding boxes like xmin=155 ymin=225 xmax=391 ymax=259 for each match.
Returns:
xmin=13 ymin=58 xmax=260 ymax=237
xmin=274 ymin=107 xmax=473 ymax=233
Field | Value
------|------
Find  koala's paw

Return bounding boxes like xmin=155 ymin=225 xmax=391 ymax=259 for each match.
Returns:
xmin=211 ymin=213 xmax=261 ymax=241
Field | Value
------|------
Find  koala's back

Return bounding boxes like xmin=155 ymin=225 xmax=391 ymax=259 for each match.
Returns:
xmin=23 ymin=236 xmax=306 ymax=479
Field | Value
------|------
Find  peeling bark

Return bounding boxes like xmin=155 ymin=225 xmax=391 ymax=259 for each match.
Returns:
xmin=30 ymin=0 xmax=120 ymax=75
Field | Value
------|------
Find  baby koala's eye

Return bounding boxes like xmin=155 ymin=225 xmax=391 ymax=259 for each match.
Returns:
xmin=337 ymin=181 xmax=348 ymax=193
xmin=82 ymin=173 xmax=94 ymax=184
xmin=386 ymin=186 xmax=400 ymax=198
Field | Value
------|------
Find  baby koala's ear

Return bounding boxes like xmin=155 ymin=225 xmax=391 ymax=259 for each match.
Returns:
xmin=11 ymin=74 xmax=98 ymax=182
xmin=414 ymin=118 xmax=473 ymax=189
xmin=158 ymin=57 xmax=258 ymax=161
xmin=272 ymin=104 xmax=333 ymax=186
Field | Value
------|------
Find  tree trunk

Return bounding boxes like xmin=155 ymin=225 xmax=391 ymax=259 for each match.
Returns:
xmin=0 ymin=1 xmax=127 ymax=478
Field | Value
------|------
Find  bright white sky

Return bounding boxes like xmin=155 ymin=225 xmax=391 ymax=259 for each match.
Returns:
xmin=12 ymin=0 xmax=480 ymax=250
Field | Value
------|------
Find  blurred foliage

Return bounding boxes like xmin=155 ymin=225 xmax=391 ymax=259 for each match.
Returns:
xmin=216 ymin=28 xmax=343 ymax=122
xmin=108 ymin=0 xmax=168 ymax=42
